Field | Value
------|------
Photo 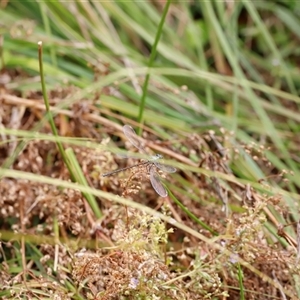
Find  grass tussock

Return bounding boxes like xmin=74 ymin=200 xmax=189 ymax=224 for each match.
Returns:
xmin=1 ymin=1 xmax=300 ymax=300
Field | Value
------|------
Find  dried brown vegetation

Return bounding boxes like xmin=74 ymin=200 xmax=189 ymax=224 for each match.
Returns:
xmin=0 ymin=72 xmax=299 ymax=300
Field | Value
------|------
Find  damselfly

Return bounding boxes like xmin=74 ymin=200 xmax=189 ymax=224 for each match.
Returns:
xmin=102 ymin=125 xmax=176 ymax=197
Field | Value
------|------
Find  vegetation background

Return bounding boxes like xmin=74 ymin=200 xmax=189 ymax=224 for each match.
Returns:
xmin=0 ymin=1 xmax=300 ymax=299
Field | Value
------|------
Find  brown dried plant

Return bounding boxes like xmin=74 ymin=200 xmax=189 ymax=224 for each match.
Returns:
xmin=72 ymin=209 xmax=183 ymax=299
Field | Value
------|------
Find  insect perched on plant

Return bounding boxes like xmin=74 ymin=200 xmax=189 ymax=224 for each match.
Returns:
xmin=102 ymin=125 xmax=176 ymax=197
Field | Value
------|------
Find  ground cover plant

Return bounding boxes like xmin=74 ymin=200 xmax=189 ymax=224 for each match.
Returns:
xmin=0 ymin=1 xmax=300 ymax=299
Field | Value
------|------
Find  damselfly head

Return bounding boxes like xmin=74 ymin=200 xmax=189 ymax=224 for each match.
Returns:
xmin=153 ymin=154 xmax=163 ymax=160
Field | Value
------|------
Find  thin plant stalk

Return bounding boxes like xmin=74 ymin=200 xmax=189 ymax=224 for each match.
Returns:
xmin=137 ymin=0 xmax=171 ymax=134
xmin=38 ymin=41 xmax=102 ymax=218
